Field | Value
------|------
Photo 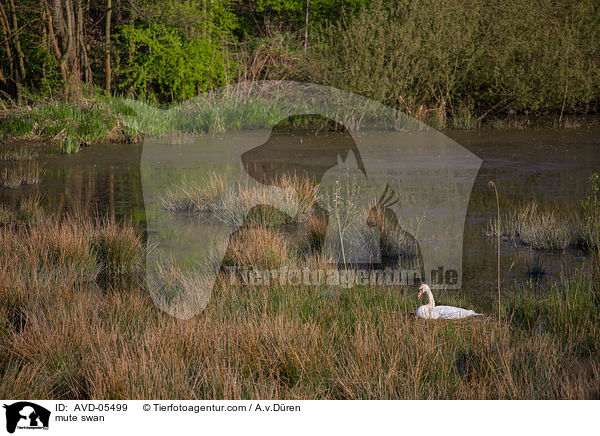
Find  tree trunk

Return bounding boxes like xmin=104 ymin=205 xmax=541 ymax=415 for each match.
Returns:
xmin=77 ymin=0 xmax=90 ymax=85
xmin=50 ymin=0 xmax=84 ymax=100
xmin=43 ymin=0 xmax=62 ymax=60
xmin=7 ymin=0 xmax=25 ymax=81
xmin=0 ymin=2 xmax=16 ymax=98
xmin=304 ymin=0 xmax=310 ymax=53
xmin=61 ymin=0 xmax=74 ymax=90
xmin=104 ymin=0 xmax=111 ymax=93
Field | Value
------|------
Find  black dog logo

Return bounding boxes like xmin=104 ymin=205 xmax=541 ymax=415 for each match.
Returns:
xmin=3 ymin=402 xmax=50 ymax=433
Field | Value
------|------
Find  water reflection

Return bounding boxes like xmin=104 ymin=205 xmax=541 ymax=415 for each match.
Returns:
xmin=1 ymin=127 xmax=599 ymax=309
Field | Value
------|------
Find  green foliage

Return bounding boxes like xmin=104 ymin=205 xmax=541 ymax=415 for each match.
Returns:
xmin=311 ymin=0 xmax=600 ymax=118
xmin=115 ymin=0 xmax=238 ymax=102
xmin=59 ymin=137 xmax=80 ymax=155
xmin=1 ymin=0 xmax=600 ymax=124
xmin=255 ymin=0 xmax=364 ymax=28
xmin=581 ymin=173 xmax=600 ymax=220
xmin=116 ymin=24 xmax=231 ymax=102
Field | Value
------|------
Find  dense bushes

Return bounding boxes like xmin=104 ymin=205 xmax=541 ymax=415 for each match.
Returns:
xmin=310 ymin=0 xmax=600 ymax=119
xmin=1 ymin=0 xmax=599 ymax=121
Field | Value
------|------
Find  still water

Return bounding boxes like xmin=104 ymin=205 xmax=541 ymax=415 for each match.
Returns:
xmin=2 ymin=127 xmax=599 ymax=305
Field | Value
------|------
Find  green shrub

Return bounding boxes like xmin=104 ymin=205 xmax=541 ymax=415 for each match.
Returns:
xmin=311 ymin=0 xmax=600 ymax=122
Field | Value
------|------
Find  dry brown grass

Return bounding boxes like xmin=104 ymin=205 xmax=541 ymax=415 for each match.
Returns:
xmin=162 ymin=172 xmax=319 ymax=227
xmin=2 ymin=273 xmax=598 ymax=399
xmin=223 ymin=226 xmax=294 ymax=269
xmin=1 ymin=203 xmax=599 ymax=399
xmin=485 ymin=200 xmax=592 ymax=250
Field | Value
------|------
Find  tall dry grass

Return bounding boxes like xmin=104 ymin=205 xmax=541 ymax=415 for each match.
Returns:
xmin=2 ymin=268 xmax=598 ymax=399
xmin=485 ymin=200 xmax=596 ymax=250
xmin=162 ymin=172 xmax=319 ymax=227
xmin=1 ymin=199 xmax=599 ymax=399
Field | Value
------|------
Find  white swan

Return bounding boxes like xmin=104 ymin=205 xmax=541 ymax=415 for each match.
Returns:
xmin=415 ymin=284 xmax=482 ymax=319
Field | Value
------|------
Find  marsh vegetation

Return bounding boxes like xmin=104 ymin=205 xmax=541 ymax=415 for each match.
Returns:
xmin=0 ymin=162 xmax=599 ymax=399
xmin=1 ymin=0 xmax=600 ymax=150
xmin=0 ymin=197 xmax=599 ymax=399
xmin=1 ymin=0 xmax=599 ymax=401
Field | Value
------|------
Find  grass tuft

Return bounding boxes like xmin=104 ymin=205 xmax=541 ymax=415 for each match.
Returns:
xmin=486 ymin=200 xmax=585 ymax=250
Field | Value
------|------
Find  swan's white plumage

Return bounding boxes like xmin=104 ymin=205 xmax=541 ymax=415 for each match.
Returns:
xmin=415 ymin=284 xmax=482 ymax=319
xmin=415 ymin=304 xmax=479 ymax=319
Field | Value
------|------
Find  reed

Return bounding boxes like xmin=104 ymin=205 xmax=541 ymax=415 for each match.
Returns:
xmin=0 ymin=205 xmax=13 ymax=225
xmin=581 ymin=173 xmax=600 ymax=277
xmin=1 ymin=190 xmax=599 ymax=400
xmin=59 ymin=137 xmax=80 ymax=154
xmin=91 ymin=218 xmax=144 ymax=290
xmin=486 ymin=200 xmax=578 ymax=250
xmin=162 ymin=172 xmax=319 ymax=227
xmin=489 ymin=181 xmax=501 ymax=318
xmin=524 ymin=251 xmax=546 ymax=278
xmin=15 ymin=197 xmax=46 ymax=223
xmin=223 ymin=226 xmax=294 ymax=269
xmin=1 ymin=256 xmax=598 ymax=399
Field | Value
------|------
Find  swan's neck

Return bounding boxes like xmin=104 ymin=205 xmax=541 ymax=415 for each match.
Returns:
xmin=425 ymin=288 xmax=435 ymax=308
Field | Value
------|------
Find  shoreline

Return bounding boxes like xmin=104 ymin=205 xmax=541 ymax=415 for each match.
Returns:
xmin=1 ymin=98 xmax=599 ymax=149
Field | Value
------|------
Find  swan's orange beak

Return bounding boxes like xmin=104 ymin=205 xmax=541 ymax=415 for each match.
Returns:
xmin=417 ymin=289 xmax=423 ymax=299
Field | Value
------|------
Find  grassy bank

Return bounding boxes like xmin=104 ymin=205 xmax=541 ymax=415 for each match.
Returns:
xmin=2 ymin=97 xmax=598 ymax=160
xmin=2 ymin=1 xmax=600 ymax=137
xmin=0 ymin=98 xmax=141 ymax=149
xmin=0 ymin=94 xmax=324 ymax=148
xmin=1 ymin=197 xmax=599 ymax=399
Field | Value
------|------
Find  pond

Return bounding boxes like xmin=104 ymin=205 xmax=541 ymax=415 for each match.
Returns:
xmin=2 ymin=126 xmax=599 ymax=307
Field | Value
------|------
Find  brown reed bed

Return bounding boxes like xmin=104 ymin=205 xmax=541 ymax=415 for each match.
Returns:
xmin=1 ymin=267 xmax=598 ymax=399
xmin=485 ymin=200 xmax=598 ymax=251
xmin=161 ymin=172 xmax=319 ymax=228
xmin=0 ymin=199 xmax=599 ymax=399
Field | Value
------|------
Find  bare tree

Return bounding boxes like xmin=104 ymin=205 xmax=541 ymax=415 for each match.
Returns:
xmin=105 ymin=0 xmax=112 ymax=93
xmin=0 ymin=2 xmax=15 ymax=95
xmin=304 ymin=0 xmax=310 ymax=53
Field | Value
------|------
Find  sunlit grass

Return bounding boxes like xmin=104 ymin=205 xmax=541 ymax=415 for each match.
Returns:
xmin=162 ymin=172 xmax=318 ymax=227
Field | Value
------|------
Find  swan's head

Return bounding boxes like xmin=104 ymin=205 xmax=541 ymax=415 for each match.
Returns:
xmin=417 ymin=284 xmax=430 ymax=299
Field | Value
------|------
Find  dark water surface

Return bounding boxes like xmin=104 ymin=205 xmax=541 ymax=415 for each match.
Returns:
xmin=2 ymin=127 xmax=600 ymax=306
xmin=448 ymin=128 xmax=600 ymax=303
